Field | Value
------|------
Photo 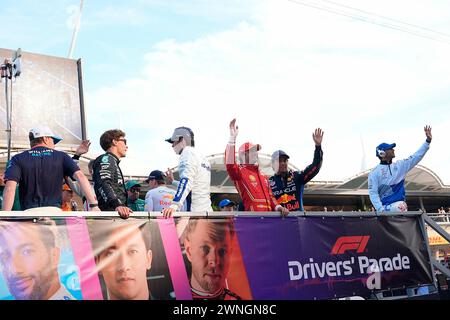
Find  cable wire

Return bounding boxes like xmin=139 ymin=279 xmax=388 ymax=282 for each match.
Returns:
xmin=287 ymin=0 xmax=450 ymax=45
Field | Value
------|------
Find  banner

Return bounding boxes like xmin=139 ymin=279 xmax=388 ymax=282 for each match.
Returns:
xmin=0 ymin=215 xmax=434 ymax=300
xmin=426 ymin=226 xmax=450 ymax=246
xmin=236 ymin=216 xmax=433 ymax=299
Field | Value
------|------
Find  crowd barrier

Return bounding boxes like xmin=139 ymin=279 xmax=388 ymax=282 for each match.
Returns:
xmin=0 ymin=211 xmax=445 ymax=300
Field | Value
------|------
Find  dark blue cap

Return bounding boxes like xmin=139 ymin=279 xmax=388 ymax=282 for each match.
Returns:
xmin=145 ymin=170 xmax=166 ymax=182
xmin=271 ymin=150 xmax=290 ymax=161
xmin=376 ymin=143 xmax=396 ymax=156
xmin=219 ymin=199 xmax=235 ymax=208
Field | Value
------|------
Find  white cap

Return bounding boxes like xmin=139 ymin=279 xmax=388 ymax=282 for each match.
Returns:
xmin=165 ymin=127 xmax=194 ymax=146
xmin=29 ymin=126 xmax=63 ymax=144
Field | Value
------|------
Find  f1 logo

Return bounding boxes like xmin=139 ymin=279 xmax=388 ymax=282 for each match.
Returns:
xmin=331 ymin=236 xmax=370 ymax=255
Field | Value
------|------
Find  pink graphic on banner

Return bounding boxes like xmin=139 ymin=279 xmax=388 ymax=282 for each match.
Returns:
xmin=157 ymin=217 xmax=192 ymax=300
xmin=66 ymin=217 xmax=103 ymax=300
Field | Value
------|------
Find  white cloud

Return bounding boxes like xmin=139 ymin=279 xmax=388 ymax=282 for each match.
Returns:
xmin=85 ymin=0 xmax=450 ymax=184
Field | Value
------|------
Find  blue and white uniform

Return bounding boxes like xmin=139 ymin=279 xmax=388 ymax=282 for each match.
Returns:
xmin=169 ymin=146 xmax=212 ymax=213
xmin=368 ymin=141 xmax=430 ymax=212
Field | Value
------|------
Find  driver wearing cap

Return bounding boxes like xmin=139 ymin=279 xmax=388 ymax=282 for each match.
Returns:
xmin=162 ymin=127 xmax=212 ymax=218
xmin=225 ymin=118 xmax=287 ymax=215
xmin=368 ymin=125 xmax=432 ymax=213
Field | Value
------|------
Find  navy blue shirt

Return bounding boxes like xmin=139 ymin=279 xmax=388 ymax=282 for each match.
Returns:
xmin=4 ymin=146 xmax=80 ymax=210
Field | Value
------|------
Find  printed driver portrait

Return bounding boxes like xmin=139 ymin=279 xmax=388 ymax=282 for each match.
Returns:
xmin=0 ymin=220 xmax=76 ymax=300
xmin=89 ymin=220 xmax=154 ymax=300
xmin=368 ymin=125 xmax=432 ymax=213
xmin=181 ymin=218 xmax=242 ymax=300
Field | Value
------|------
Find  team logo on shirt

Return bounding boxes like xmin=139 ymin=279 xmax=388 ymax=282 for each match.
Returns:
xmin=248 ymin=175 xmax=258 ymax=188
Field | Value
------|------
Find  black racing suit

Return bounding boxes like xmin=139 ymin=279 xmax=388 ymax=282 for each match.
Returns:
xmin=269 ymin=146 xmax=323 ymax=211
xmin=92 ymin=152 xmax=127 ymax=211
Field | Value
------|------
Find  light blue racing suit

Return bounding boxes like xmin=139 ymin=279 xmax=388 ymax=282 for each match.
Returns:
xmin=368 ymin=141 xmax=430 ymax=212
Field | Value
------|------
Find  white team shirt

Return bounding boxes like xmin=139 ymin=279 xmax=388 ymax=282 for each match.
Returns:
xmin=171 ymin=146 xmax=212 ymax=212
xmin=145 ymin=185 xmax=181 ymax=212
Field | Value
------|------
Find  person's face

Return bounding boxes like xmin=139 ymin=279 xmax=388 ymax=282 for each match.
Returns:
xmin=220 ymin=206 xmax=233 ymax=212
xmin=127 ymin=186 xmax=140 ymax=201
xmin=172 ymin=138 xmax=186 ymax=155
xmin=242 ymin=148 xmax=259 ymax=165
xmin=383 ymin=148 xmax=395 ymax=161
xmin=0 ymin=171 xmax=5 ymax=186
xmin=97 ymin=225 xmax=152 ymax=300
xmin=62 ymin=190 xmax=73 ymax=203
xmin=147 ymin=179 xmax=157 ymax=190
xmin=0 ymin=224 xmax=60 ymax=300
xmin=184 ymin=220 xmax=232 ymax=293
xmin=272 ymin=157 xmax=289 ymax=174
xmin=114 ymin=137 xmax=128 ymax=158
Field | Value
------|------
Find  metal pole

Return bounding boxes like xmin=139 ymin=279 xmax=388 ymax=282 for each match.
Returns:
xmin=68 ymin=0 xmax=84 ymax=59
xmin=4 ymin=68 xmax=11 ymax=163
xmin=418 ymin=214 xmax=438 ymax=290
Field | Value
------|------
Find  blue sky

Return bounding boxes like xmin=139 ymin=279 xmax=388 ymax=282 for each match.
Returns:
xmin=1 ymin=0 xmax=450 ymax=184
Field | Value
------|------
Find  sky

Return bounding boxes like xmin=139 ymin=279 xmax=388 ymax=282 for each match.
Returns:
xmin=1 ymin=0 xmax=450 ymax=184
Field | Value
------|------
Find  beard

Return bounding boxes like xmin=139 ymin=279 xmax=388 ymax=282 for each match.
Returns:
xmin=193 ymin=268 xmax=223 ymax=293
xmin=7 ymin=268 xmax=55 ymax=300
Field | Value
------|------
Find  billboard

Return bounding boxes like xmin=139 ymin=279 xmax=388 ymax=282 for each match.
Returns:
xmin=0 ymin=48 xmax=85 ymax=149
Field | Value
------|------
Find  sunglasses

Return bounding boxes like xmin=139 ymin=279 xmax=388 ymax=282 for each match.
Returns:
xmin=129 ymin=188 xmax=140 ymax=193
xmin=117 ymin=138 xmax=127 ymax=145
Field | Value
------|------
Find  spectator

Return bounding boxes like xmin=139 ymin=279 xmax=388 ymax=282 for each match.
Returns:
xmin=0 ymin=220 xmax=76 ymax=299
xmin=225 ymin=119 xmax=287 ymax=215
xmin=66 ymin=140 xmax=97 ymax=211
xmin=269 ymin=128 xmax=323 ymax=215
xmin=125 ymin=180 xmax=145 ymax=211
xmin=2 ymin=126 xmax=98 ymax=212
xmin=218 ymin=199 xmax=235 ymax=212
xmin=368 ymin=126 xmax=432 ymax=213
xmin=144 ymin=170 xmax=178 ymax=212
xmin=61 ymin=184 xmax=77 ymax=211
xmin=92 ymin=129 xmax=131 ymax=219
xmin=162 ymin=127 xmax=212 ymax=218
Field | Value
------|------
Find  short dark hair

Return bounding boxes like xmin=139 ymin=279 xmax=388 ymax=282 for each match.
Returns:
xmin=0 ymin=220 xmax=57 ymax=249
xmin=29 ymin=132 xmax=45 ymax=147
xmin=89 ymin=220 xmax=152 ymax=259
xmin=99 ymin=129 xmax=126 ymax=151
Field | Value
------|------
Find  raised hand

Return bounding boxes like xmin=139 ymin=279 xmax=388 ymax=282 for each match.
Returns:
xmin=424 ymin=125 xmax=432 ymax=143
xmin=165 ymin=167 xmax=174 ymax=184
xmin=229 ymin=118 xmax=239 ymax=142
xmin=312 ymin=128 xmax=324 ymax=146
xmin=75 ymin=140 xmax=91 ymax=156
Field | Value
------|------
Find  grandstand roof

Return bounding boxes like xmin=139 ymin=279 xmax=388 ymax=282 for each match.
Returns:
xmin=2 ymin=149 xmax=449 ymax=197
xmin=173 ymin=153 xmax=450 ymax=196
